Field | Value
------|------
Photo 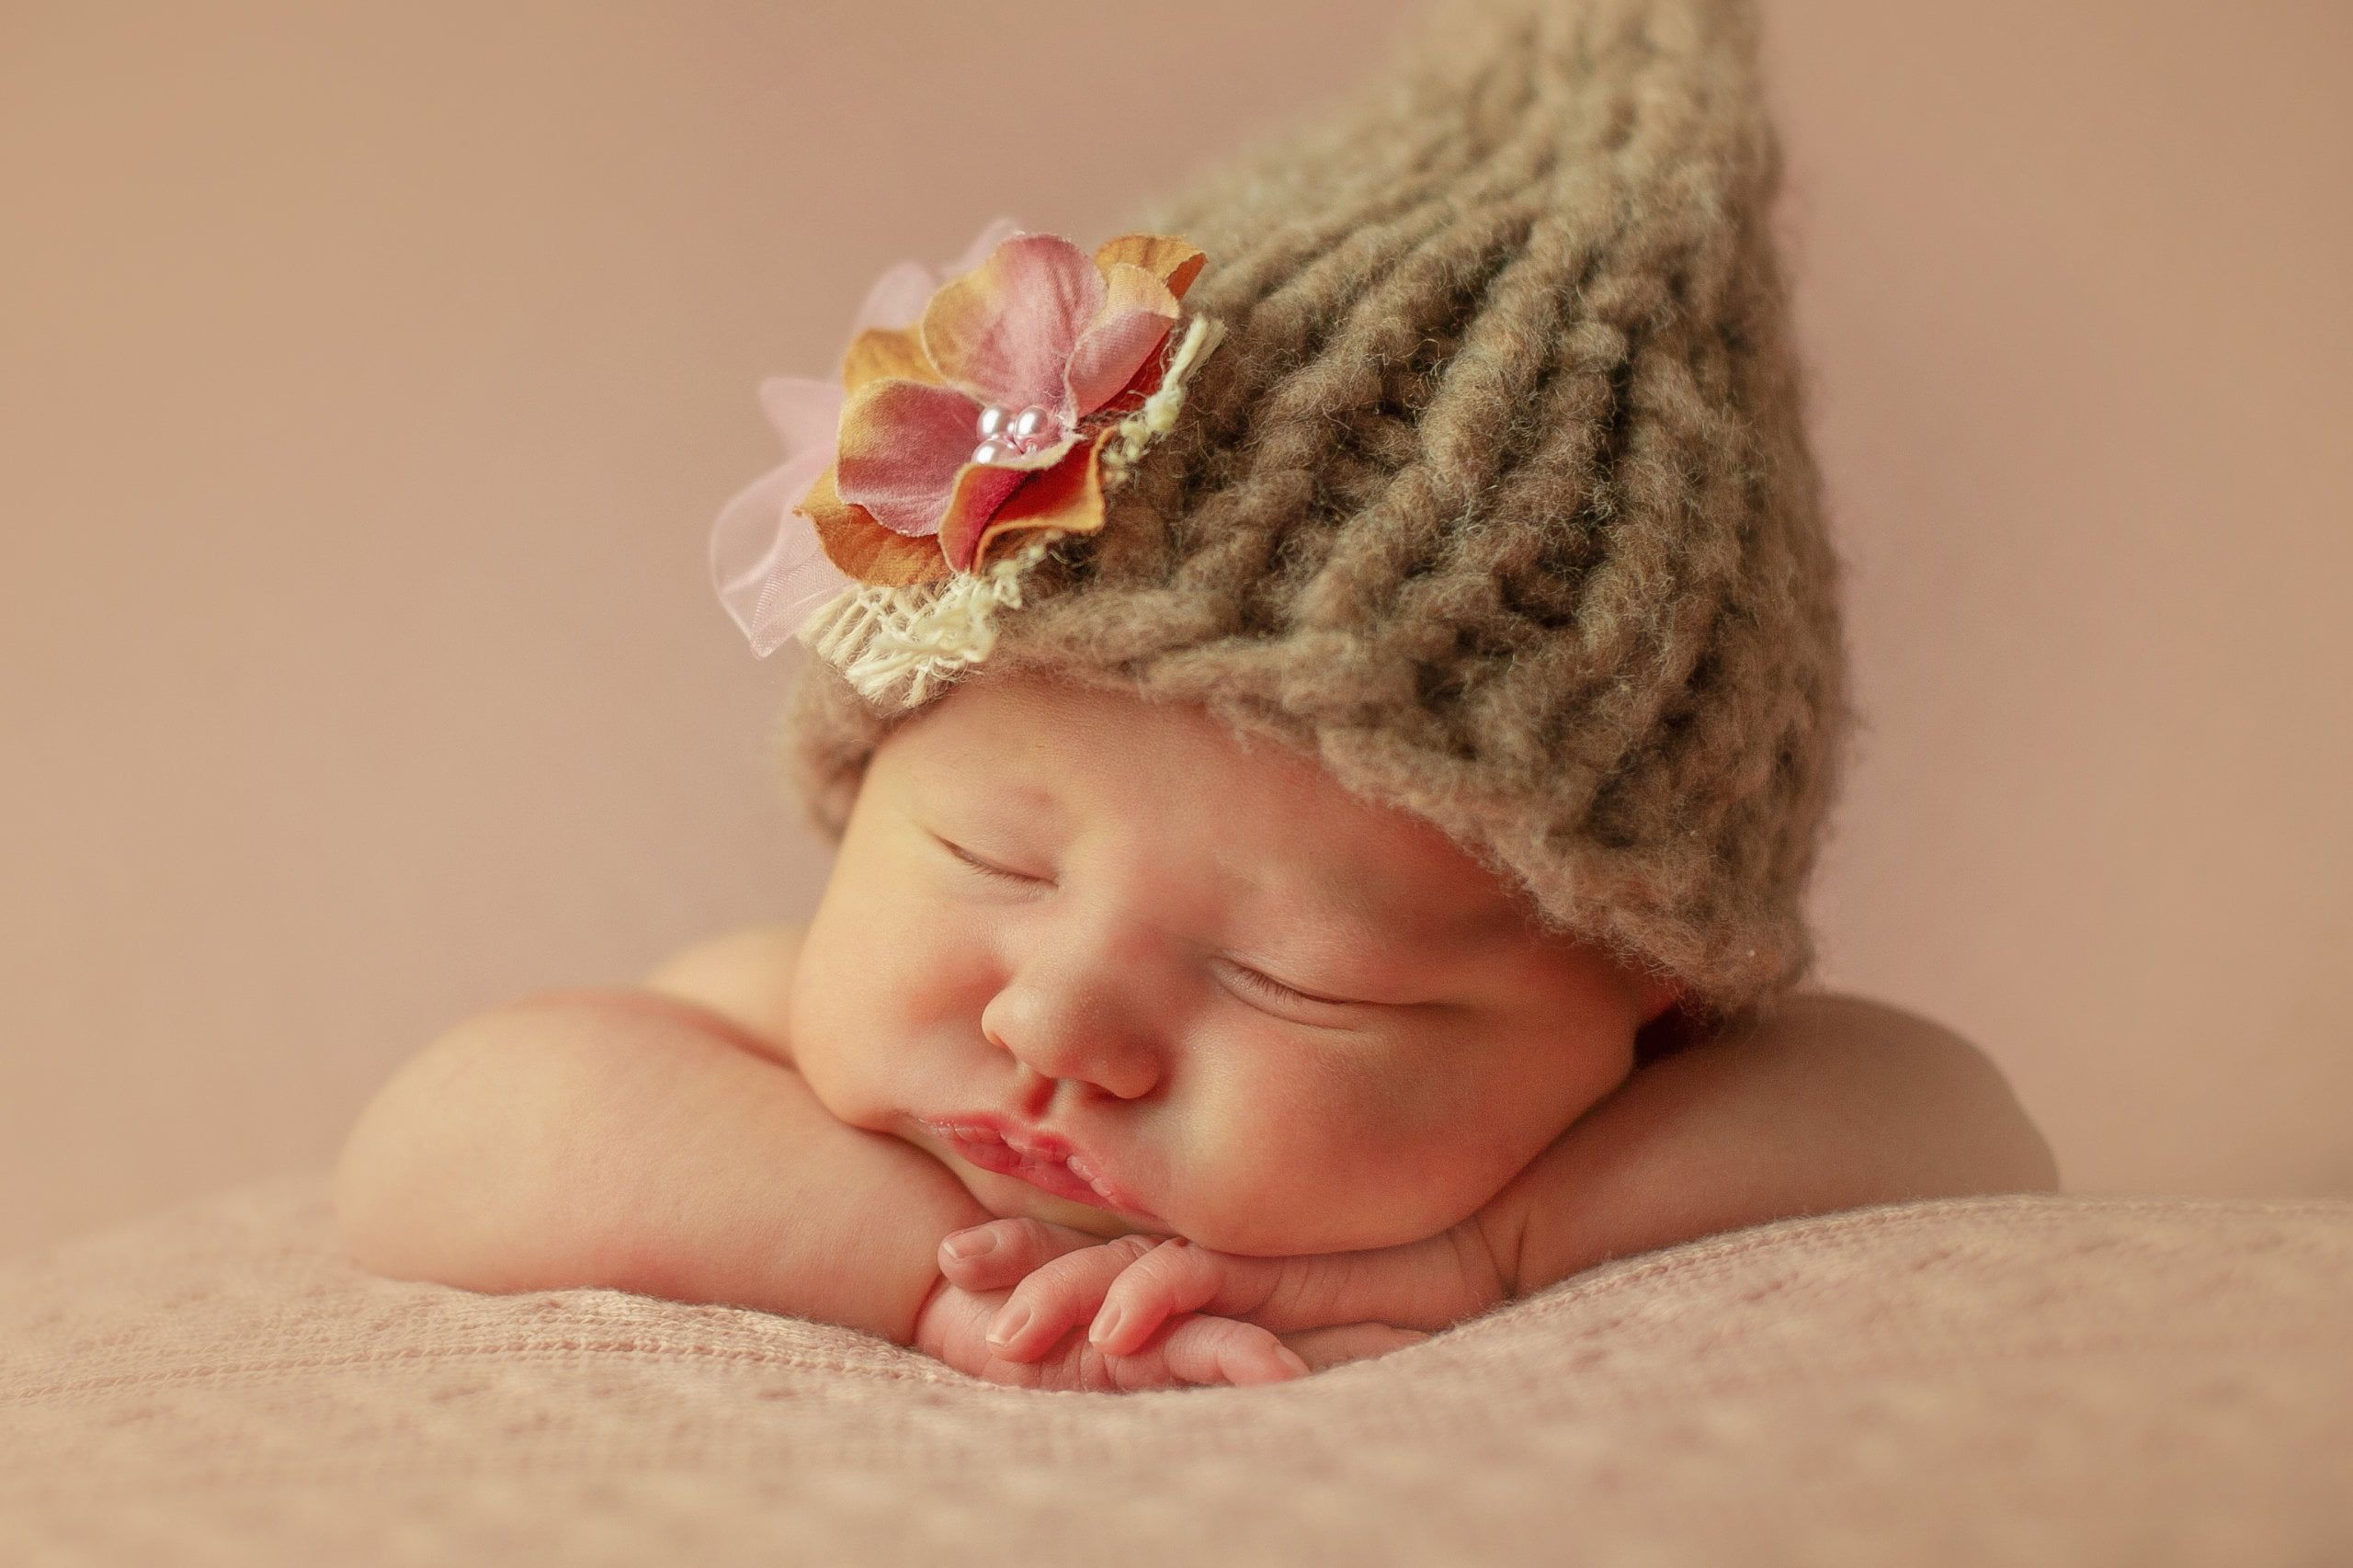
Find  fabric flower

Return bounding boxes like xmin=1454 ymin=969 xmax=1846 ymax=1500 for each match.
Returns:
xmin=799 ymin=231 xmax=1208 ymax=585
xmin=710 ymin=216 xmax=1025 ymax=656
xmin=710 ymin=223 xmax=1209 ymax=657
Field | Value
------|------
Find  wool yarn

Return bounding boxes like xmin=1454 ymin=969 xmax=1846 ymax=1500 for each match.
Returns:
xmin=780 ymin=0 xmax=1855 ymax=1034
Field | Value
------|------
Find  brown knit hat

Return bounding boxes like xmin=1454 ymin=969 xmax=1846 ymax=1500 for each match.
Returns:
xmin=749 ymin=0 xmax=1855 ymax=1034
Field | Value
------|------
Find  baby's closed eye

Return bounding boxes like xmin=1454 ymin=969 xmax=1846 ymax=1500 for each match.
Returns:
xmin=1215 ymin=957 xmax=1374 ymax=1016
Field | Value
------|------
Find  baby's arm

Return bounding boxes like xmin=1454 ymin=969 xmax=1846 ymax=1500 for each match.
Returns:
xmin=1485 ymin=992 xmax=2061 ymax=1297
xmin=332 ymin=932 xmax=995 ymax=1347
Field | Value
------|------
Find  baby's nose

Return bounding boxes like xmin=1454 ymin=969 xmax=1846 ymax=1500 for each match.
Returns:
xmin=979 ymin=971 xmax=1162 ymax=1102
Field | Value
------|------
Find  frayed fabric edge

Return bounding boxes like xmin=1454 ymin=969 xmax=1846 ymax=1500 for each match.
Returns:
xmin=797 ymin=529 xmax=1062 ymax=710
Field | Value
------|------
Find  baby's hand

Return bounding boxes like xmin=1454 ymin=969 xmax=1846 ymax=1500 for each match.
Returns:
xmin=927 ymin=1219 xmax=1434 ymax=1388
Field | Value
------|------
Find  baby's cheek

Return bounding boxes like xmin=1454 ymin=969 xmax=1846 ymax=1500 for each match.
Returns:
xmin=780 ymin=957 xmax=896 ymax=1120
xmin=1233 ymin=1064 xmax=1525 ymax=1249
xmin=1175 ymin=1074 xmax=1408 ymax=1251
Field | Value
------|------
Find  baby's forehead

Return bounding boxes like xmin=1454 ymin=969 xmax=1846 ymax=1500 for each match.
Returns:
xmin=892 ymin=677 xmax=1534 ymax=944
xmin=904 ymin=676 xmax=1409 ymax=834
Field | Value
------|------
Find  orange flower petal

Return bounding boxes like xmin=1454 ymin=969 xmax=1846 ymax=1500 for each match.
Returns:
xmin=1094 ymin=234 xmax=1205 ymax=301
xmin=799 ymin=461 xmax=952 ymax=586
xmin=953 ymin=430 xmax=1108 ymax=572
xmin=840 ymin=325 xmax=941 ymax=393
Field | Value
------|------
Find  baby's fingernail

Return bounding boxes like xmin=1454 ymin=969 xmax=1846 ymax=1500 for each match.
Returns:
xmin=988 ymin=1304 xmax=1031 ymax=1346
xmin=1273 ymin=1346 xmax=1310 ymax=1379
xmin=1089 ymin=1306 xmax=1126 ymax=1346
xmin=944 ymin=1232 xmax=997 ymax=1262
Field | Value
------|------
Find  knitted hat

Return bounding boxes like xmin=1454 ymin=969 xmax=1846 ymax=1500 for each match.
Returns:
xmin=713 ymin=0 xmax=1856 ymax=1035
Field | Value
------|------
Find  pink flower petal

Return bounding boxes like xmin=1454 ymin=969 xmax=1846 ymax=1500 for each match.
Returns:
xmin=920 ymin=233 xmax=1104 ymax=418
xmin=1064 ymin=266 xmax=1180 ymax=415
xmin=1064 ymin=311 xmax=1175 ymax=416
xmin=834 ymin=377 xmax=988 ymax=538
xmin=1068 ymin=299 xmax=1186 ymax=421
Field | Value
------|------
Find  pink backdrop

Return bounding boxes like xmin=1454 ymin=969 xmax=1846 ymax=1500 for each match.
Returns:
xmin=5 ymin=0 xmax=2347 ymax=1258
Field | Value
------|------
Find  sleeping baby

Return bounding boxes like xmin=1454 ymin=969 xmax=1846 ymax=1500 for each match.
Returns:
xmin=334 ymin=0 xmax=2057 ymax=1392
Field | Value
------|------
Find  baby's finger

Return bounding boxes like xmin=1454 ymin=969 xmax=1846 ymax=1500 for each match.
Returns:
xmin=938 ymin=1217 xmax=1110 ymax=1291
xmin=1088 ymin=1236 xmax=1252 ymax=1356
xmin=1154 ymin=1314 xmax=1312 ymax=1387
xmin=987 ymin=1234 xmax=1162 ymax=1360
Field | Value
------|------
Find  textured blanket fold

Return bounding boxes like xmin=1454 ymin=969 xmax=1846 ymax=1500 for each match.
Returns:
xmin=3 ymin=1176 xmax=2347 ymax=1565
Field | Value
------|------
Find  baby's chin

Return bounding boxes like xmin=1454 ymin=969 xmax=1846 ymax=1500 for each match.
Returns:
xmin=894 ymin=1123 xmax=1164 ymax=1242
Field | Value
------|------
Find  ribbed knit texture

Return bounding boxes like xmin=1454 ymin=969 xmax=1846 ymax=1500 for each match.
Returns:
xmin=788 ymin=0 xmax=1855 ymax=1029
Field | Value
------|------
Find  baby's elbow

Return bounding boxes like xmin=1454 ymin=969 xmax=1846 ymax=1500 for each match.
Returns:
xmin=332 ymin=1043 xmax=457 ymax=1282
xmin=331 ymin=1001 xmax=597 ymax=1290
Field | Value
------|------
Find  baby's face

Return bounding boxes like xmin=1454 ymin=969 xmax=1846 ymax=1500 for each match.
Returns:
xmin=788 ymin=669 xmax=1677 ymax=1256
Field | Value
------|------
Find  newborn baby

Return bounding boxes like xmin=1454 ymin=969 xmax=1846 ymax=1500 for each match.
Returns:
xmin=341 ymin=0 xmax=2063 ymax=1392
xmin=335 ymin=666 xmax=2055 ymax=1392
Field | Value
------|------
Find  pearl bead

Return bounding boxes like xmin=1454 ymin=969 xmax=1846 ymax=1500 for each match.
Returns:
xmin=976 ymin=405 xmax=1006 ymax=439
xmin=972 ymin=439 xmax=1006 ymax=465
xmin=1011 ymin=405 xmax=1049 ymax=441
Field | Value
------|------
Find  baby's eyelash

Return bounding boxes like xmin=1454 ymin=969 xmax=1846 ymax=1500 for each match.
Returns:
xmin=938 ymin=837 xmax=1039 ymax=885
xmin=1224 ymin=961 xmax=1350 ymax=1009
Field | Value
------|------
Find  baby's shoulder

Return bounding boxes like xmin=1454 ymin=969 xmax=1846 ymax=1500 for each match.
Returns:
xmin=642 ymin=921 xmax=808 ymax=1065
